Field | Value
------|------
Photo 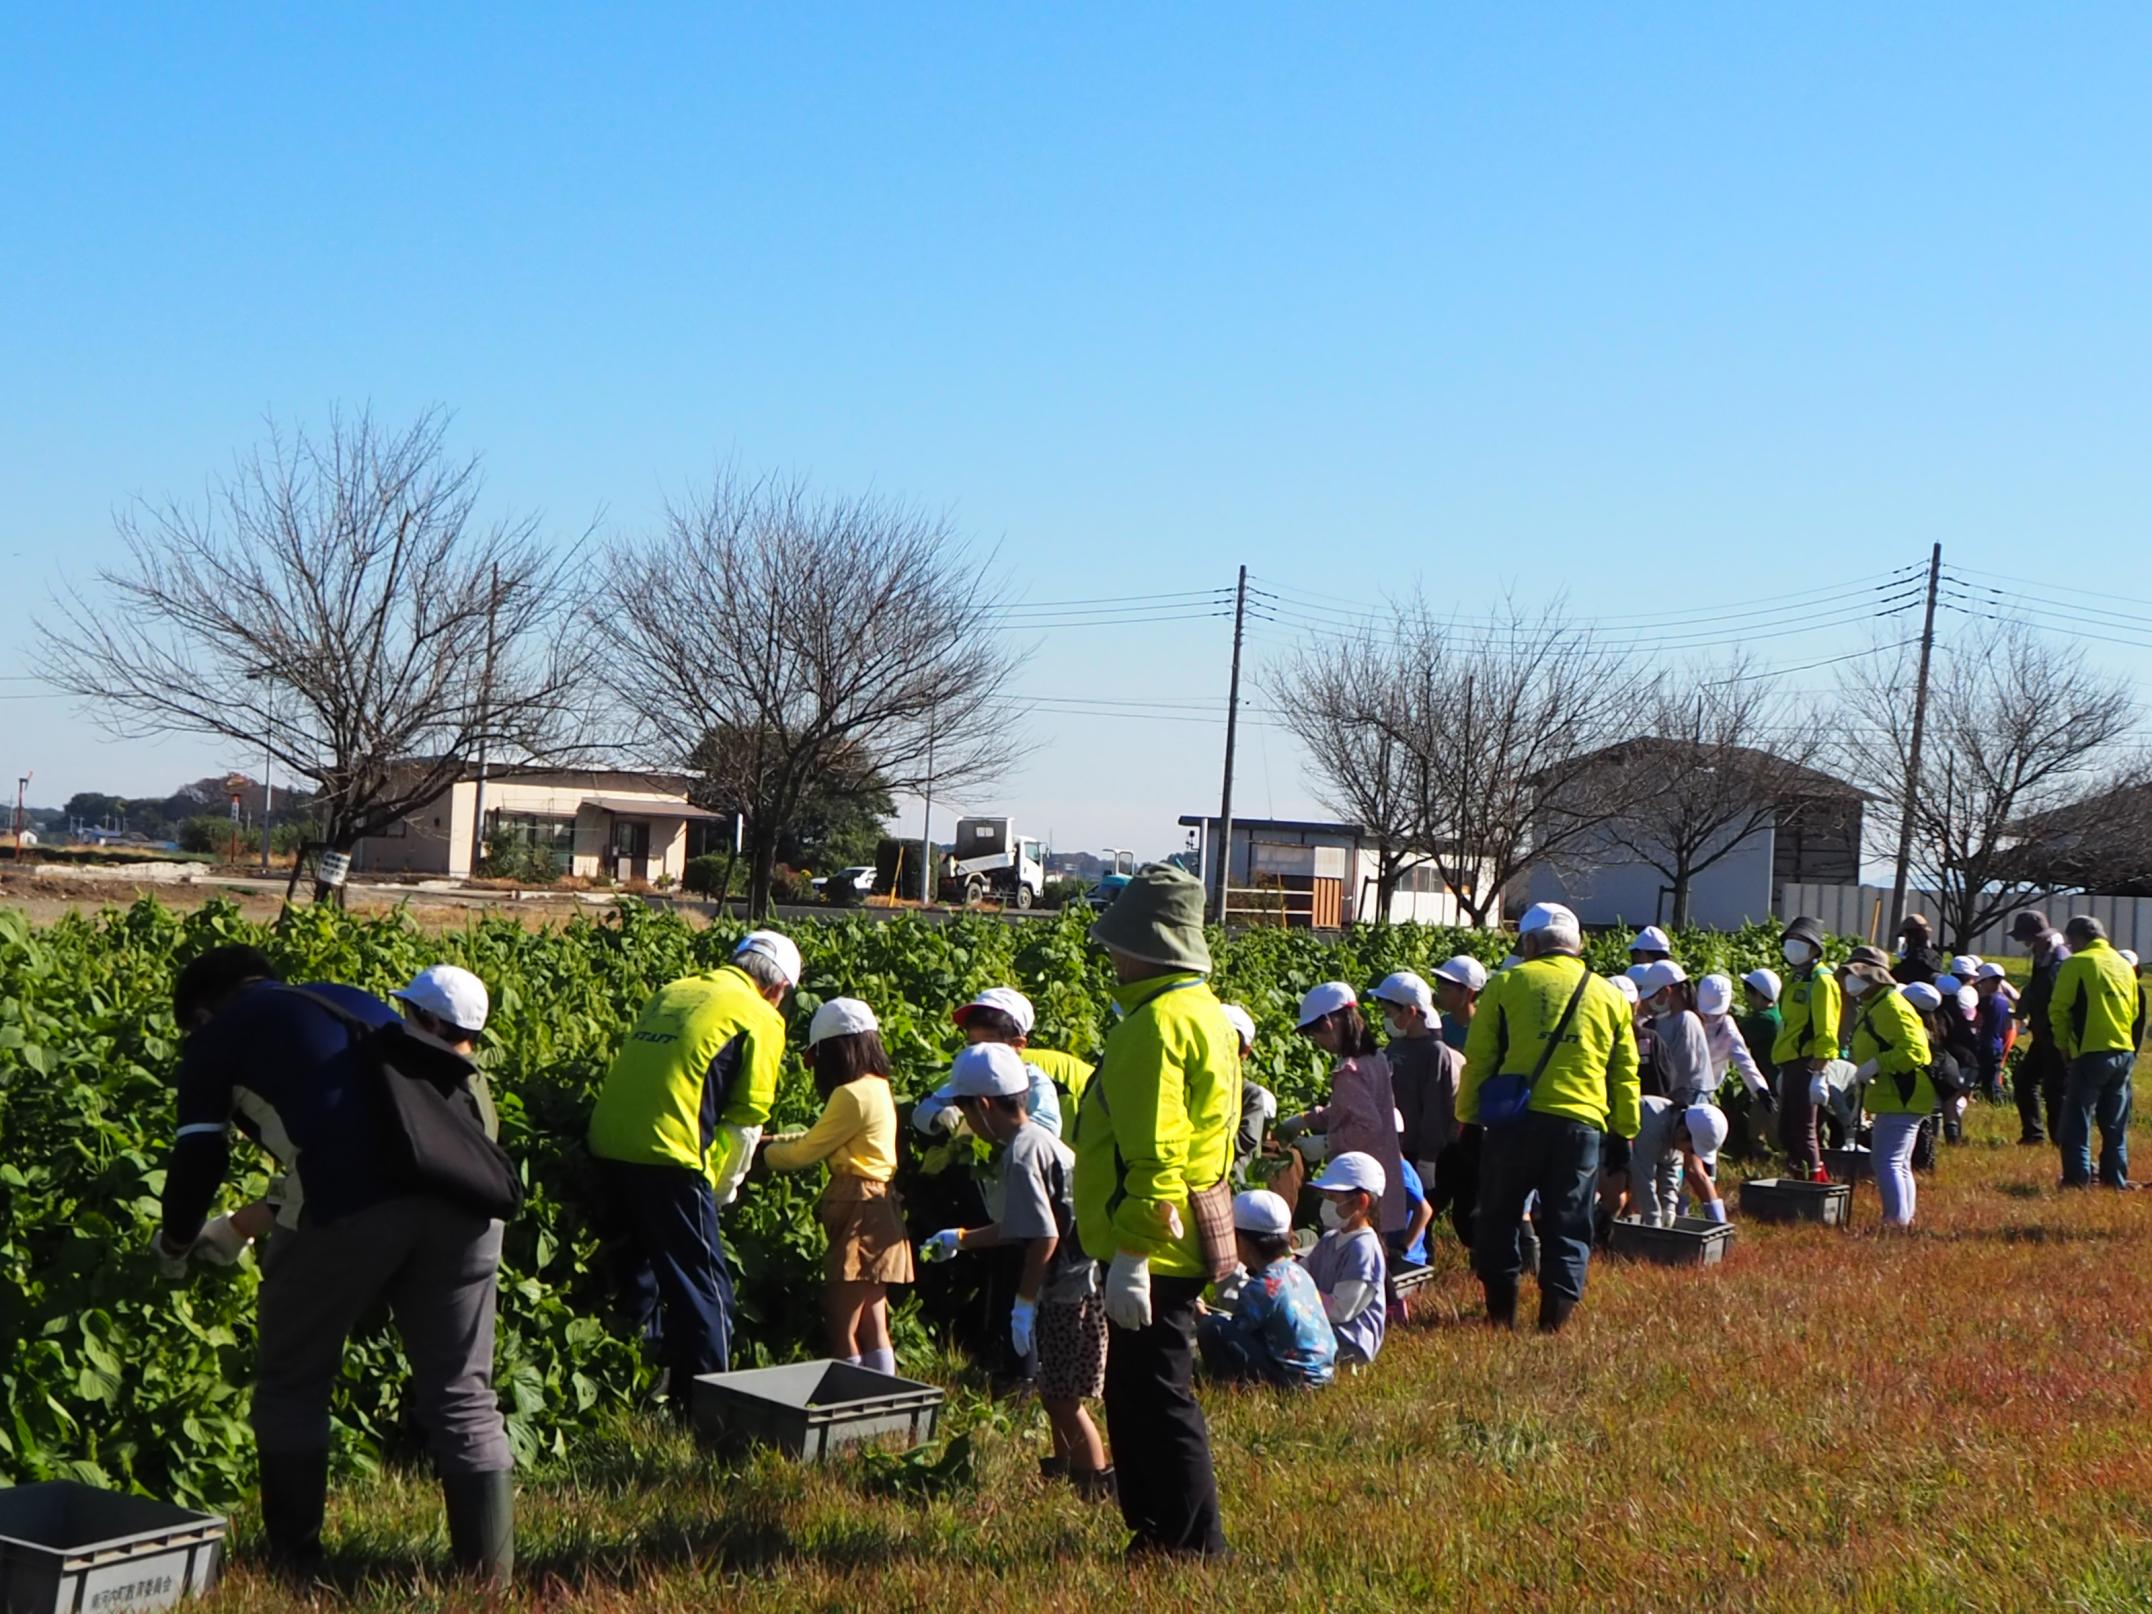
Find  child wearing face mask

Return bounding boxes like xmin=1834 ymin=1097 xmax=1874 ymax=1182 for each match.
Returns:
xmin=1634 ymin=961 xmax=1713 ymax=1108
xmin=1694 ymin=973 xmax=1776 ymax=1158
xmin=1371 ymin=971 xmax=1463 ymax=1230
xmin=1772 ymin=917 xmax=1842 ymax=1182
xmin=1303 ymin=1153 xmax=1390 ymax=1365
xmin=1197 ymin=1190 xmax=1337 ymax=1389
xmin=1277 ymin=984 xmax=1408 ymax=1237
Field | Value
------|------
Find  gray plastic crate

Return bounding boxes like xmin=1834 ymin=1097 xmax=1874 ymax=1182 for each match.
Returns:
xmin=1823 ymin=1145 xmax=1873 ymax=1183
xmin=0 ymin=1482 xmax=225 ymax=1614
xmin=1386 ymin=1263 xmax=1439 ymax=1303
xmin=1740 ymin=1177 xmax=1852 ymax=1226
xmin=1608 ymin=1216 xmax=1736 ymax=1268
xmin=693 ymin=1360 xmax=944 ymax=1461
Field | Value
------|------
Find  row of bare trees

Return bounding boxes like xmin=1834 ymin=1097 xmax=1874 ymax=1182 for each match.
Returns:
xmin=40 ymin=410 xmax=1023 ymax=914
xmin=1271 ymin=600 xmax=2151 ymax=944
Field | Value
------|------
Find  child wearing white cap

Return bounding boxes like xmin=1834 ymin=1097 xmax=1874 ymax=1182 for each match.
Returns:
xmin=919 ymin=1044 xmax=1112 ymax=1494
xmin=1971 ymin=965 xmax=2015 ymax=1103
xmin=1373 ymin=971 xmax=1464 ymax=1233
xmin=1627 ymin=1096 xmax=1731 ymax=1227
xmin=1304 ymin=1152 xmax=1390 ymax=1364
xmin=1196 ymin=1190 xmax=1336 ymax=1389
xmin=913 ymin=986 xmax=1088 ymax=1139
xmin=763 ymin=998 xmax=913 ymax=1377
xmin=1278 ymin=985 xmax=1408 ymax=1237
xmin=1429 ymin=955 xmax=1487 ymax=1054
xmin=1693 ymin=973 xmax=1775 ymax=1158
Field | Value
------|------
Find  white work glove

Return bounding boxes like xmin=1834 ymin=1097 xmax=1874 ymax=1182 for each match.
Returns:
xmin=193 ymin=1214 xmax=251 ymax=1267
xmin=1854 ymin=1060 xmax=1880 ymax=1082
xmin=920 ymin=1228 xmax=964 ymax=1263
xmin=152 ymin=1230 xmax=192 ymax=1280
xmin=931 ymin=1104 xmax=966 ymax=1136
xmin=1807 ymin=1074 xmax=1829 ymax=1105
xmin=1010 ymin=1298 xmax=1036 ymax=1360
xmin=710 ymin=1123 xmax=762 ymax=1207
xmin=1104 ymin=1251 xmax=1153 ymax=1331
xmin=1298 ymin=1132 xmax=1331 ymax=1166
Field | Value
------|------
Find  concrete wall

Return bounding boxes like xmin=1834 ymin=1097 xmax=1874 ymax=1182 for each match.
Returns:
xmin=1779 ymin=882 xmax=2152 ymax=956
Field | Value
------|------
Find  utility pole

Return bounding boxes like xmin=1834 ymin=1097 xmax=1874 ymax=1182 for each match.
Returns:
xmin=467 ymin=563 xmax=500 ymax=879
xmin=259 ymin=709 xmax=274 ymax=874
xmin=1887 ymin=543 xmax=1944 ymax=936
xmin=1211 ymin=565 xmax=1249 ymax=923
xmin=919 ymin=709 xmax=937 ymax=905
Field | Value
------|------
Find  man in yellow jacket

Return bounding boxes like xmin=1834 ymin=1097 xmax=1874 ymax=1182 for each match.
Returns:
xmin=588 ymin=930 xmax=797 ymax=1397
xmin=2049 ymin=915 xmax=2142 ymax=1190
xmin=1073 ymin=862 xmax=1237 ymax=1559
xmin=1459 ymin=901 xmax=1640 ymax=1333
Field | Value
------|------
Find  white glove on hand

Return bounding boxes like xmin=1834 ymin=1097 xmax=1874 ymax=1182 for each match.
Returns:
xmin=1104 ymin=1251 xmax=1153 ymax=1331
xmin=193 ymin=1214 xmax=251 ymax=1267
xmin=1298 ymin=1132 xmax=1330 ymax=1166
xmin=152 ymin=1230 xmax=192 ymax=1280
xmin=711 ymin=1123 xmax=762 ymax=1207
xmin=921 ymin=1228 xmax=963 ymax=1263
xmin=932 ymin=1104 xmax=966 ymax=1136
xmin=1010 ymin=1298 xmax=1036 ymax=1360
xmin=1807 ymin=1074 xmax=1830 ymax=1105
xmin=1854 ymin=1060 xmax=1880 ymax=1082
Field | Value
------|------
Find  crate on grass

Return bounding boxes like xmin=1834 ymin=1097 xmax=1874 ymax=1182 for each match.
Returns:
xmin=0 ymin=1482 xmax=225 ymax=1614
xmin=1740 ymin=1177 xmax=1853 ymax=1226
xmin=1608 ymin=1216 xmax=1736 ymax=1268
xmin=692 ymin=1359 xmax=944 ymax=1461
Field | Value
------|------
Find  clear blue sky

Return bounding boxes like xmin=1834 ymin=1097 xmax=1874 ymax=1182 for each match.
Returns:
xmin=5 ymin=5 xmax=2150 ymax=855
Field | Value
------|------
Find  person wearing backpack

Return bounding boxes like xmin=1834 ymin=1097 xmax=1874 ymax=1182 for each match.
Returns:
xmin=153 ymin=946 xmax=515 ymax=1583
xmin=1458 ymin=902 xmax=1641 ymax=1334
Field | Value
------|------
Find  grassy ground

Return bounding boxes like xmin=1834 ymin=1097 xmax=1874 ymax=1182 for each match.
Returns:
xmin=194 ymin=1098 xmax=2152 ymax=1614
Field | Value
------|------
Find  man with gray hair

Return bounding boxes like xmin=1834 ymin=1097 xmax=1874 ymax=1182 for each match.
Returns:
xmin=2008 ymin=909 xmax=2071 ymax=1147
xmin=1457 ymin=903 xmax=1640 ymax=1333
xmin=2049 ymin=915 xmax=2143 ymax=1189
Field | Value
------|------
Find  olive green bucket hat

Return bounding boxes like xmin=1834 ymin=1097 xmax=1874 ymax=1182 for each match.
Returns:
xmin=1087 ymin=862 xmax=1213 ymax=975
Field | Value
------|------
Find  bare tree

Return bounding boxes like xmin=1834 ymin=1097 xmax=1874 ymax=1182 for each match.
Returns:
xmin=1841 ymin=623 xmax=2140 ymax=949
xmin=1267 ymin=633 xmax=1421 ymax=920
xmin=40 ymin=408 xmax=589 ymax=890
xmin=1586 ymin=662 xmax=1834 ymax=928
xmin=586 ymin=470 xmax=1025 ymax=917
xmin=1338 ymin=599 xmax=1655 ymax=928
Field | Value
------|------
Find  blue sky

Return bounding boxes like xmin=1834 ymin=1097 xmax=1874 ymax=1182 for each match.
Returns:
xmin=5 ymin=5 xmax=2150 ymax=854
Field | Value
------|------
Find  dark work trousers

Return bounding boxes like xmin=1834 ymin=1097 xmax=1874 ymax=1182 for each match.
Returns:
xmin=1473 ymin=1112 xmax=1603 ymax=1306
xmin=1429 ymin=1127 xmax=1481 ymax=1251
xmin=1103 ymin=1274 xmax=1228 ymax=1557
xmin=253 ymin=1194 xmax=511 ymax=1474
xmin=1777 ymin=1067 xmax=1824 ymax=1176
xmin=2016 ymin=1039 xmax=2065 ymax=1143
xmin=602 ymin=1159 xmax=735 ymax=1393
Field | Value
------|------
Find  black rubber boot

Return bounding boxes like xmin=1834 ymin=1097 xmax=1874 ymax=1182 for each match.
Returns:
xmin=1537 ymin=1293 xmax=1577 ymax=1334
xmin=442 ymin=1470 xmax=515 ymax=1584
xmin=1482 ymin=1276 xmax=1518 ymax=1328
xmin=257 ymin=1449 xmax=329 ymax=1580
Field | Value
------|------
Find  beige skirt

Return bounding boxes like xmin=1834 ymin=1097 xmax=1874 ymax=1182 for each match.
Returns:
xmin=819 ymin=1177 xmax=915 ymax=1284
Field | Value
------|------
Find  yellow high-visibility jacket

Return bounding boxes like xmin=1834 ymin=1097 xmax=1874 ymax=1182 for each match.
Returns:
xmin=1773 ymin=964 xmax=1842 ymax=1068
xmin=1852 ymin=987 xmax=1934 ymax=1113
xmin=2050 ymin=938 xmax=2143 ymax=1058
xmin=1458 ymin=954 xmax=1641 ymax=1138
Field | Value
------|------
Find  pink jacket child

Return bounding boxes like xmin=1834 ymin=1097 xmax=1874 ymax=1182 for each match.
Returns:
xmin=1282 ymin=983 xmax=1409 ymax=1235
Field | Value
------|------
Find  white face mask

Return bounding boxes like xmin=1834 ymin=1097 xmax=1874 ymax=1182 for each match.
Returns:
xmin=1383 ymin=1012 xmax=1413 ymax=1038
xmin=1319 ymin=1200 xmax=1345 ymax=1231
xmin=1843 ymin=974 xmax=1872 ymax=999
xmin=1782 ymin=939 xmax=1813 ymax=966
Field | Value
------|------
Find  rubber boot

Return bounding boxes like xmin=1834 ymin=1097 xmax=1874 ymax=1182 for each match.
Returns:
xmin=1482 ymin=1276 xmax=1518 ymax=1329
xmin=257 ymin=1449 xmax=329 ymax=1581
xmin=441 ymin=1470 xmax=515 ymax=1584
xmin=1537 ymin=1292 xmax=1577 ymax=1334
xmin=1517 ymin=1222 xmax=1542 ymax=1282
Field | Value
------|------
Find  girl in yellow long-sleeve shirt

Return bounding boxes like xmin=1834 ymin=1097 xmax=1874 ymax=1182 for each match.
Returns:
xmin=763 ymin=997 xmax=913 ymax=1375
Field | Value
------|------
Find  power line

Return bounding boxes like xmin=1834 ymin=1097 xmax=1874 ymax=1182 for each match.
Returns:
xmin=996 ymin=589 xmax=1233 ymax=617
xmin=1245 ymin=596 xmax=1922 ymax=658
xmin=1700 ymin=638 xmax=1921 ymax=684
xmin=1248 ymin=583 xmax=1926 ymax=643
xmin=1949 ymin=563 xmax=2152 ymax=619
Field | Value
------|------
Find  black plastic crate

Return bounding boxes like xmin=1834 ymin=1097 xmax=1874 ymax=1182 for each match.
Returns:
xmin=1386 ymin=1263 xmax=1439 ymax=1303
xmin=1823 ymin=1145 xmax=1873 ymax=1183
xmin=0 ymin=1482 xmax=225 ymax=1614
xmin=1608 ymin=1216 xmax=1736 ymax=1268
xmin=1740 ymin=1177 xmax=1852 ymax=1226
xmin=692 ymin=1360 xmax=944 ymax=1461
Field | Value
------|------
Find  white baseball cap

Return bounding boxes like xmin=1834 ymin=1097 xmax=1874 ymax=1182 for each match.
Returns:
xmin=1311 ymin=1150 xmax=1387 ymax=1198
xmin=1607 ymin=973 xmax=1641 ymax=1005
xmin=1899 ymin=982 xmax=1943 ymax=1012
xmin=1369 ymin=971 xmax=1434 ymax=1015
xmin=1634 ymin=960 xmax=1688 ymax=1000
xmin=1742 ymin=968 xmax=1782 ymax=1004
xmin=1519 ymin=902 xmax=1578 ymax=936
xmin=1231 ymin=1188 xmax=1292 ymax=1236
xmin=1629 ymin=925 xmax=1674 ymax=955
xmin=1974 ymin=962 xmax=2007 ymax=982
xmin=940 ymin=1042 xmax=1030 ymax=1098
xmin=2123 ymin=949 xmax=2141 ymax=970
xmin=1296 ymin=981 xmax=1358 ymax=1028
xmin=1947 ymin=955 xmax=1983 ymax=980
xmin=1431 ymin=955 xmax=1489 ymax=993
xmin=1956 ymin=985 xmax=1978 ymax=1014
xmin=1680 ymin=1103 xmax=1729 ymax=1162
xmin=394 ymin=964 xmax=490 ymax=1035
xmin=1694 ymin=973 xmax=1735 ymax=1017
xmin=953 ymin=986 xmax=1036 ymax=1037
xmin=807 ymin=996 xmax=879 ymax=1045
xmin=1221 ymin=1003 xmax=1257 ymax=1050
xmin=735 ymin=929 xmax=802 ymax=987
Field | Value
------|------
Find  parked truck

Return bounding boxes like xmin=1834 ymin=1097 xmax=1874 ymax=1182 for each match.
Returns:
xmin=939 ymin=816 xmax=1047 ymax=908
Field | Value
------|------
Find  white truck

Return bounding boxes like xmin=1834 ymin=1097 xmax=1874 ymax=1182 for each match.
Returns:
xmin=939 ymin=816 xmax=1047 ymax=908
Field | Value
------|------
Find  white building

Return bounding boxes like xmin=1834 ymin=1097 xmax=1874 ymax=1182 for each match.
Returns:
xmin=353 ymin=767 xmax=720 ymax=884
xmin=1178 ymin=814 xmax=1485 ymax=928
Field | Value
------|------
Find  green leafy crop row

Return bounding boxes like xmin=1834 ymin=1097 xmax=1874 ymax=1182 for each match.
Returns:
xmin=0 ymin=898 xmax=1807 ymax=1505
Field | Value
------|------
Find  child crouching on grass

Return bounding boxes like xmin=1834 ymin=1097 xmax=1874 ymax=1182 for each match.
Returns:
xmin=762 ymin=997 xmax=914 ymax=1377
xmin=1197 ymin=1190 xmax=1337 ymax=1389
xmin=1306 ymin=1152 xmax=1389 ymax=1366
xmin=919 ymin=1043 xmax=1113 ymax=1498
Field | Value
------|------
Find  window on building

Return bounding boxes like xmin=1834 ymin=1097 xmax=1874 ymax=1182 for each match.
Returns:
xmin=486 ymin=812 xmax=576 ymax=857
